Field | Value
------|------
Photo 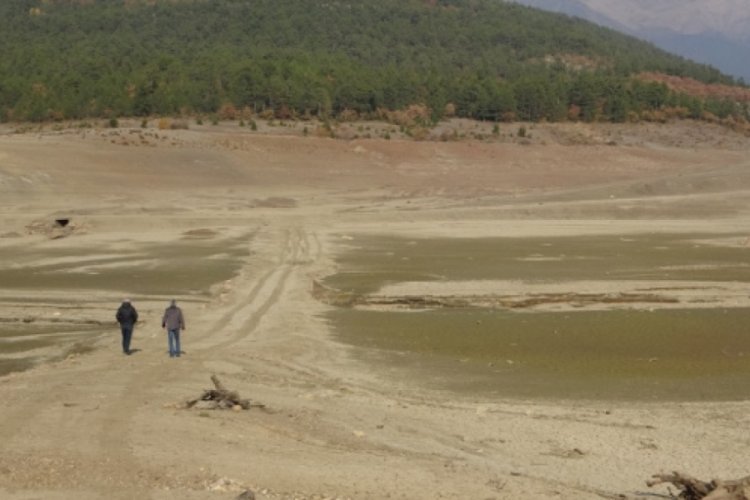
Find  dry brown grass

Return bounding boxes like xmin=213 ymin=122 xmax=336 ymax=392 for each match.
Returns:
xmin=639 ymin=72 xmax=750 ymax=102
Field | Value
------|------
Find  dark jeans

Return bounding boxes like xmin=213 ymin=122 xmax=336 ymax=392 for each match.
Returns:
xmin=120 ymin=325 xmax=133 ymax=354
xmin=168 ymin=329 xmax=181 ymax=357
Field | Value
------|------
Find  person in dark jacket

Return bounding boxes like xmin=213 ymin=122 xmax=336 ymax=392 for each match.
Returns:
xmin=115 ymin=299 xmax=138 ymax=355
xmin=162 ymin=299 xmax=185 ymax=358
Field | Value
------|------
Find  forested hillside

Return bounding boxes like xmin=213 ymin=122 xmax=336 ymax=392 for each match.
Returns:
xmin=0 ymin=0 xmax=747 ymax=124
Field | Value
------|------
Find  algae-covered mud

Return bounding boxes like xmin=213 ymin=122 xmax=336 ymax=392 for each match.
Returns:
xmin=323 ymin=233 xmax=750 ymax=401
xmin=323 ymin=233 xmax=750 ymax=292
xmin=0 ymin=323 xmax=102 ymax=376
xmin=0 ymin=236 xmax=248 ymax=296
xmin=328 ymin=307 xmax=750 ymax=401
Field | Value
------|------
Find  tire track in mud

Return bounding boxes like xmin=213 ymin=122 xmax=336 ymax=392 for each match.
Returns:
xmin=228 ymin=226 xmax=316 ymax=338
xmin=196 ymin=225 xmax=318 ymax=351
xmin=201 ymin=225 xmax=347 ymax=386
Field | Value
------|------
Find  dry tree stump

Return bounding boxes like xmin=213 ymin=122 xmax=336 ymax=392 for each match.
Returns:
xmin=647 ymin=472 xmax=750 ymax=500
xmin=185 ymin=375 xmax=265 ymax=410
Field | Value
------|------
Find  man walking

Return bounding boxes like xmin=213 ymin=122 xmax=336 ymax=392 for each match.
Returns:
xmin=162 ymin=299 xmax=185 ymax=358
xmin=115 ymin=299 xmax=138 ymax=355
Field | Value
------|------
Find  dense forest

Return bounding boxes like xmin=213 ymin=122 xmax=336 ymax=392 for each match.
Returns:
xmin=0 ymin=0 xmax=748 ymax=124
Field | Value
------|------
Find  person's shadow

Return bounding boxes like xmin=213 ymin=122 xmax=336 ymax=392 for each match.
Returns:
xmin=127 ymin=348 xmax=142 ymax=355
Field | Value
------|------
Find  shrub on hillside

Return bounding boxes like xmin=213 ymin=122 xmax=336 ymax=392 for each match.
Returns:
xmin=376 ymin=104 xmax=432 ymax=128
xmin=338 ymin=109 xmax=359 ymax=122
xmin=217 ymin=103 xmax=238 ymax=120
xmin=258 ymin=108 xmax=275 ymax=120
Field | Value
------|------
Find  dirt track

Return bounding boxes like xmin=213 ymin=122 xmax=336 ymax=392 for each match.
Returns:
xmin=1 ymin=120 xmax=749 ymax=499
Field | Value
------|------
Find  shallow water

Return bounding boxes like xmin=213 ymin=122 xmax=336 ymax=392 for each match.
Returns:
xmin=0 ymin=237 xmax=248 ymax=296
xmin=324 ymin=233 xmax=750 ymax=293
xmin=328 ymin=307 xmax=750 ymax=401
xmin=0 ymin=323 xmax=104 ymax=376
xmin=323 ymin=233 xmax=750 ymax=401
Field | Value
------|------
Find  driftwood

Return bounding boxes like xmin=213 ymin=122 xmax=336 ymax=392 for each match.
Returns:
xmin=185 ymin=375 xmax=265 ymax=410
xmin=647 ymin=472 xmax=750 ymax=500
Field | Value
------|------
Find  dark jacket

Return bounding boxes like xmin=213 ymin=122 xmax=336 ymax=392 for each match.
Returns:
xmin=162 ymin=305 xmax=185 ymax=331
xmin=116 ymin=302 xmax=138 ymax=327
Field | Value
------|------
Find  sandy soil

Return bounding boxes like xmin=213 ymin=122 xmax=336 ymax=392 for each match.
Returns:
xmin=1 ymin=119 xmax=749 ymax=499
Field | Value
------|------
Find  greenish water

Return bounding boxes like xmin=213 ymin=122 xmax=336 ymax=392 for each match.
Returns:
xmin=323 ymin=233 xmax=750 ymax=401
xmin=0 ymin=324 xmax=102 ymax=354
xmin=0 ymin=324 xmax=104 ymax=376
xmin=0 ymin=237 xmax=248 ymax=296
xmin=328 ymin=308 xmax=750 ymax=401
xmin=323 ymin=233 xmax=750 ymax=294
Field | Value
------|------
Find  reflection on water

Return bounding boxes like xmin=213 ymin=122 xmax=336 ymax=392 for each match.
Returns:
xmin=323 ymin=233 xmax=750 ymax=401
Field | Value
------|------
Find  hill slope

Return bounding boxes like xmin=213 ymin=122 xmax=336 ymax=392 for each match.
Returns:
xmin=512 ymin=0 xmax=750 ymax=81
xmin=0 ymin=0 xmax=743 ymax=123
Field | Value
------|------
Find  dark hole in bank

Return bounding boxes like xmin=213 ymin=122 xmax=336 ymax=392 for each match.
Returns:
xmin=55 ymin=218 xmax=70 ymax=227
